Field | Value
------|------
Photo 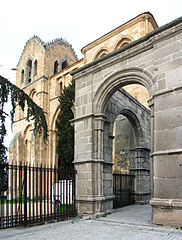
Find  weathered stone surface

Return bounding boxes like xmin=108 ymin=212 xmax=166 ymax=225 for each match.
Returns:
xmin=151 ymin=198 xmax=182 ymax=227
xmin=154 ymin=177 xmax=182 ymax=199
xmin=154 ymin=90 xmax=182 ymax=111
xmin=154 ymin=126 xmax=182 ymax=151
xmin=154 ymin=154 xmax=182 ymax=178
xmin=155 ymin=107 xmax=182 ymax=130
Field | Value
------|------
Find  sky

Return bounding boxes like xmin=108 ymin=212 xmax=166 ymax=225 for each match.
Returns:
xmin=1 ymin=0 xmax=182 ymax=147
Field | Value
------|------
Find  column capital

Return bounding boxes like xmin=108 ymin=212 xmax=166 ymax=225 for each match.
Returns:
xmin=94 ymin=114 xmax=107 ymax=130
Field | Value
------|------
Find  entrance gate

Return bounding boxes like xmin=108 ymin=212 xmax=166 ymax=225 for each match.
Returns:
xmin=0 ymin=163 xmax=76 ymax=229
xmin=113 ymin=174 xmax=135 ymax=208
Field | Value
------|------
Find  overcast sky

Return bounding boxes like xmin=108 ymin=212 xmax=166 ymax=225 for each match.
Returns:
xmin=1 ymin=0 xmax=182 ymax=82
xmin=1 ymin=0 xmax=182 ymax=147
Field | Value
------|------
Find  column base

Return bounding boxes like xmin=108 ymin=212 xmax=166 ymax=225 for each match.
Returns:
xmin=150 ymin=198 xmax=182 ymax=227
xmin=76 ymin=195 xmax=114 ymax=216
xmin=134 ymin=192 xmax=150 ymax=204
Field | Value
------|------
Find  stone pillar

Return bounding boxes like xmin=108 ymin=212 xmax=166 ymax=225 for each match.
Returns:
xmin=148 ymin=99 xmax=154 ymax=198
xmin=74 ymin=115 xmax=114 ymax=216
xmin=130 ymin=147 xmax=150 ymax=203
xmin=150 ymin=89 xmax=182 ymax=227
xmin=94 ymin=115 xmax=105 ymax=160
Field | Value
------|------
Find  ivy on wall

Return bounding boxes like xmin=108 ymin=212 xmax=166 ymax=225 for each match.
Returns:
xmin=0 ymin=75 xmax=48 ymax=164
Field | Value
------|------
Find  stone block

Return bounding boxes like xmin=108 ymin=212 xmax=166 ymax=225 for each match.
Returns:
xmin=154 ymin=126 xmax=182 ymax=151
xmin=77 ymin=202 xmax=93 ymax=215
xmin=155 ymin=56 xmax=171 ymax=66
xmin=155 ymin=107 xmax=182 ymax=130
xmin=82 ymin=106 xmax=86 ymax=115
xmin=154 ymin=41 xmax=180 ymax=60
xmin=76 ymin=142 xmax=85 ymax=153
xmin=154 ymin=89 xmax=182 ymax=111
xmin=158 ymin=79 xmax=166 ymax=90
xmin=83 ymin=94 xmax=88 ymax=104
xmin=104 ymin=173 xmax=112 ymax=181
xmin=157 ymin=73 xmax=166 ymax=80
xmin=154 ymin=178 xmax=182 ymax=199
xmin=158 ymin=58 xmax=182 ymax=75
xmin=152 ymin=203 xmax=182 ymax=227
xmin=84 ymin=143 xmax=92 ymax=152
xmin=154 ymin=38 xmax=172 ymax=50
xmin=153 ymin=154 xmax=182 ymax=178
xmin=166 ymin=63 xmax=182 ymax=88
xmin=172 ymin=51 xmax=182 ymax=59
xmin=83 ymin=130 xmax=92 ymax=138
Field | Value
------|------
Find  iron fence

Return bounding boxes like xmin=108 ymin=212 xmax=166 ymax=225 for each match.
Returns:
xmin=0 ymin=163 xmax=76 ymax=229
xmin=113 ymin=173 xmax=135 ymax=208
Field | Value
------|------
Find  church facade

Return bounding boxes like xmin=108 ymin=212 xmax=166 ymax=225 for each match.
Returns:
xmin=10 ymin=12 xmax=155 ymax=168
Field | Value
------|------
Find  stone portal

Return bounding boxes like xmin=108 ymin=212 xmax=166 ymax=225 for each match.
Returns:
xmin=72 ymin=17 xmax=182 ymax=227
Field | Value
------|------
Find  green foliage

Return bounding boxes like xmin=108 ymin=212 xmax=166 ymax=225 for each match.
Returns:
xmin=56 ymin=80 xmax=75 ymax=169
xmin=0 ymin=75 xmax=48 ymax=164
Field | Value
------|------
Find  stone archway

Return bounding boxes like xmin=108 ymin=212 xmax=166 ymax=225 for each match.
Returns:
xmin=72 ymin=20 xmax=182 ymax=226
xmin=98 ymin=87 xmax=151 ymax=205
xmin=73 ymin=68 xmax=153 ymax=215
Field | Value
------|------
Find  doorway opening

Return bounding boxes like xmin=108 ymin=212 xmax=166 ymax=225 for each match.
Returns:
xmin=102 ymin=84 xmax=151 ymax=208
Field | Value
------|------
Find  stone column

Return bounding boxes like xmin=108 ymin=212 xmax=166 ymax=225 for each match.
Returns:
xmin=94 ymin=115 xmax=105 ymax=160
xmin=94 ymin=116 xmax=114 ymax=213
xmin=130 ymin=147 xmax=150 ymax=203
xmin=150 ymin=89 xmax=182 ymax=227
xmin=148 ymin=98 xmax=154 ymax=198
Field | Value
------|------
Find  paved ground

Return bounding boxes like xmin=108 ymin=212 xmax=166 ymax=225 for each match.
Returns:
xmin=1 ymin=204 xmax=182 ymax=240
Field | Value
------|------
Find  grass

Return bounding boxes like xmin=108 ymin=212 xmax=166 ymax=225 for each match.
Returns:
xmin=0 ymin=197 xmax=40 ymax=204
xmin=56 ymin=203 xmax=74 ymax=213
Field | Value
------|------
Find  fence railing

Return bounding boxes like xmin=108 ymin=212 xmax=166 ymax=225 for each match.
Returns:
xmin=113 ymin=173 xmax=135 ymax=208
xmin=0 ymin=163 xmax=76 ymax=229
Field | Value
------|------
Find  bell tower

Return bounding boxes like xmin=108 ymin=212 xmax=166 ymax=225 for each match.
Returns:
xmin=10 ymin=36 xmax=77 ymax=166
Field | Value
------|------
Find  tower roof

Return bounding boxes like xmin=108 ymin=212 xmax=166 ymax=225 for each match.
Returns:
xmin=17 ymin=35 xmax=78 ymax=67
